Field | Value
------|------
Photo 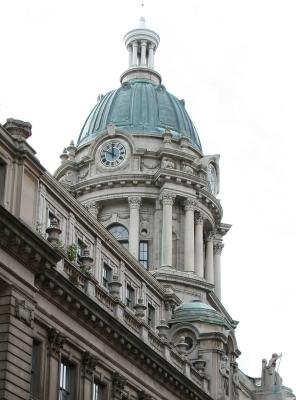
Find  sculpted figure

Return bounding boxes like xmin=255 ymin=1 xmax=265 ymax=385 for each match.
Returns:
xmin=232 ymin=363 xmax=240 ymax=400
xmin=182 ymin=162 xmax=194 ymax=174
xmin=263 ymin=353 xmax=282 ymax=391
xmin=161 ymin=158 xmax=175 ymax=169
xmin=219 ymin=354 xmax=230 ymax=396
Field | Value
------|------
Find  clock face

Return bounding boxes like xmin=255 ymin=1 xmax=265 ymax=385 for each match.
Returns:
xmin=208 ymin=164 xmax=218 ymax=195
xmin=99 ymin=141 xmax=126 ymax=167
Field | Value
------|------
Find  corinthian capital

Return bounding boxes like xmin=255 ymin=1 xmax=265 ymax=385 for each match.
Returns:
xmin=160 ymin=191 xmax=176 ymax=206
xmin=184 ymin=197 xmax=197 ymax=211
xmin=128 ymin=196 xmax=141 ymax=209
xmin=207 ymin=231 xmax=215 ymax=241
xmin=194 ymin=213 xmax=205 ymax=224
xmin=214 ymin=242 xmax=224 ymax=255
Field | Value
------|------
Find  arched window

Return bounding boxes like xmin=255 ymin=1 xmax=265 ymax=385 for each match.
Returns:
xmin=108 ymin=224 xmax=129 ymax=248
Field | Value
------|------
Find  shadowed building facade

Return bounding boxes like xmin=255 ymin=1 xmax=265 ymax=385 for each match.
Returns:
xmin=0 ymin=17 xmax=294 ymax=400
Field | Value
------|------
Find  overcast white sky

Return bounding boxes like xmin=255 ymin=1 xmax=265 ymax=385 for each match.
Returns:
xmin=0 ymin=0 xmax=295 ymax=392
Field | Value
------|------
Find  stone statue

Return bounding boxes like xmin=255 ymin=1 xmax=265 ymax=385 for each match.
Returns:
xmin=262 ymin=353 xmax=282 ymax=392
xmin=219 ymin=354 xmax=230 ymax=396
xmin=232 ymin=363 xmax=240 ymax=400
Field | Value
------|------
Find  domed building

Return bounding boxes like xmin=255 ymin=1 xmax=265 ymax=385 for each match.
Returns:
xmin=0 ymin=16 xmax=294 ymax=400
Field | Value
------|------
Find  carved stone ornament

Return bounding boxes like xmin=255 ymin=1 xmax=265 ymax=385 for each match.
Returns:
xmin=161 ymin=157 xmax=175 ymax=169
xmin=161 ymin=191 xmax=176 ymax=206
xmin=184 ymin=197 xmax=196 ymax=211
xmin=219 ymin=354 xmax=230 ymax=396
xmin=214 ymin=242 xmax=224 ymax=255
xmin=112 ymin=371 xmax=127 ymax=399
xmin=162 ymin=128 xmax=173 ymax=143
xmin=207 ymin=231 xmax=215 ymax=241
xmin=194 ymin=214 xmax=204 ymax=224
xmin=128 ymin=196 xmax=141 ymax=209
xmin=59 ymin=170 xmax=75 ymax=185
xmin=231 ymin=362 xmax=240 ymax=400
xmin=15 ymin=299 xmax=34 ymax=327
xmin=83 ymin=201 xmax=99 ymax=218
xmin=82 ymin=351 xmax=99 ymax=374
xmin=47 ymin=327 xmax=66 ymax=355
xmin=182 ymin=162 xmax=194 ymax=174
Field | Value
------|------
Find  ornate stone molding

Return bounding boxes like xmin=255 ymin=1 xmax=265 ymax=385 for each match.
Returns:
xmin=128 ymin=196 xmax=141 ymax=209
xmin=214 ymin=242 xmax=224 ymax=255
xmin=160 ymin=191 xmax=176 ymax=206
xmin=112 ymin=371 xmax=127 ymax=399
xmin=194 ymin=214 xmax=205 ymax=224
xmin=206 ymin=231 xmax=215 ymax=241
xmin=184 ymin=197 xmax=196 ymax=211
xmin=82 ymin=351 xmax=99 ymax=375
xmin=161 ymin=157 xmax=175 ymax=169
xmin=47 ymin=328 xmax=66 ymax=355
xmin=15 ymin=299 xmax=34 ymax=327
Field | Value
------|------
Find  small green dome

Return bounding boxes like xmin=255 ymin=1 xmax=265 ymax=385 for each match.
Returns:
xmin=77 ymin=79 xmax=202 ymax=151
xmin=170 ymin=299 xmax=227 ymax=326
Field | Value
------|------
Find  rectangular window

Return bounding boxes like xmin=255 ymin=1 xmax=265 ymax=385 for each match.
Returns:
xmin=147 ymin=303 xmax=155 ymax=328
xmin=0 ymin=160 xmax=6 ymax=204
xmin=77 ymin=238 xmax=85 ymax=258
xmin=59 ymin=361 xmax=72 ymax=400
xmin=93 ymin=380 xmax=104 ymax=400
xmin=30 ymin=340 xmax=41 ymax=399
xmin=102 ymin=264 xmax=112 ymax=288
xmin=126 ymin=284 xmax=135 ymax=308
xmin=139 ymin=241 xmax=149 ymax=269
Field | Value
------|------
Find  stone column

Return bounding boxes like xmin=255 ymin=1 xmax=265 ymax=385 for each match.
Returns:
xmin=128 ymin=44 xmax=133 ymax=67
xmin=132 ymin=41 xmax=138 ymax=66
xmin=214 ymin=241 xmax=224 ymax=299
xmin=205 ymin=231 xmax=215 ymax=284
xmin=194 ymin=215 xmax=204 ymax=277
xmin=184 ymin=198 xmax=196 ymax=272
xmin=148 ymin=43 xmax=155 ymax=68
xmin=160 ymin=191 xmax=175 ymax=267
xmin=140 ymin=40 xmax=147 ymax=65
xmin=128 ymin=196 xmax=141 ymax=259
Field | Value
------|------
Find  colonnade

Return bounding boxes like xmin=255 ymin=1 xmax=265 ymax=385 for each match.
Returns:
xmin=127 ymin=41 xmax=155 ymax=69
xmin=127 ymin=193 xmax=223 ymax=298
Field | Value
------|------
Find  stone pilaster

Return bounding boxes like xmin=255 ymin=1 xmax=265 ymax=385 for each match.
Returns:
xmin=205 ymin=231 xmax=215 ymax=284
xmin=160 ymin=191 xmax=175 ymax=267
xmin=214 ymin=241 xmax=224 ymax=300
xmin=183 ymin=198 xmax=196 ymax=272
xmin=46 ymin=328 xmax=66 ymax=399
xmin=194 ymin=214 xmax=204 ymax=277
xmin=81 ymin=351 xmax=99 ymax=400
xmin=128 ymin=196 xmax=141 ymax=259
xmin=140 ymin=40 xmax=147 ymax=65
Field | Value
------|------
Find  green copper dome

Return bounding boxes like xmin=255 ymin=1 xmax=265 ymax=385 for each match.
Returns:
xmin=77 ymin=79 xmax=202 ymax=151
xmin=170 ymin=300 xmax=227 ymax=326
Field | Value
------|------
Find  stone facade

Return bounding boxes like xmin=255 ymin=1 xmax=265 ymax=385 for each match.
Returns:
xmin=0 ymin=18 xmax=294 ymax=400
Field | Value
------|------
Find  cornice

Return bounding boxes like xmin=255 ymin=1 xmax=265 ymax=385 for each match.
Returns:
xmin=0 ymin=205 xmax=61 ymax=271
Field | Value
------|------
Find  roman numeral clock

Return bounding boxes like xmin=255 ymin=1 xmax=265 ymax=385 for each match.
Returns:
xmin=99 ymin=140 xmax=127 ymax=168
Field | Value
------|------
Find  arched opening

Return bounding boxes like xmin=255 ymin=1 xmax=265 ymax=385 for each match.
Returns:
xmin=108 ymin=224 xmax=129 ymax=248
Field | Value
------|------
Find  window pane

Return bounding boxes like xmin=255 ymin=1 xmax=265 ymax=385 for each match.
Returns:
xmin=108 ymin=224 xmax=129 ymax=241
xmin=93 ymin=381 xmax=104 ymax=400
xmin=139 ymin=241 xmax=149 ymax=269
